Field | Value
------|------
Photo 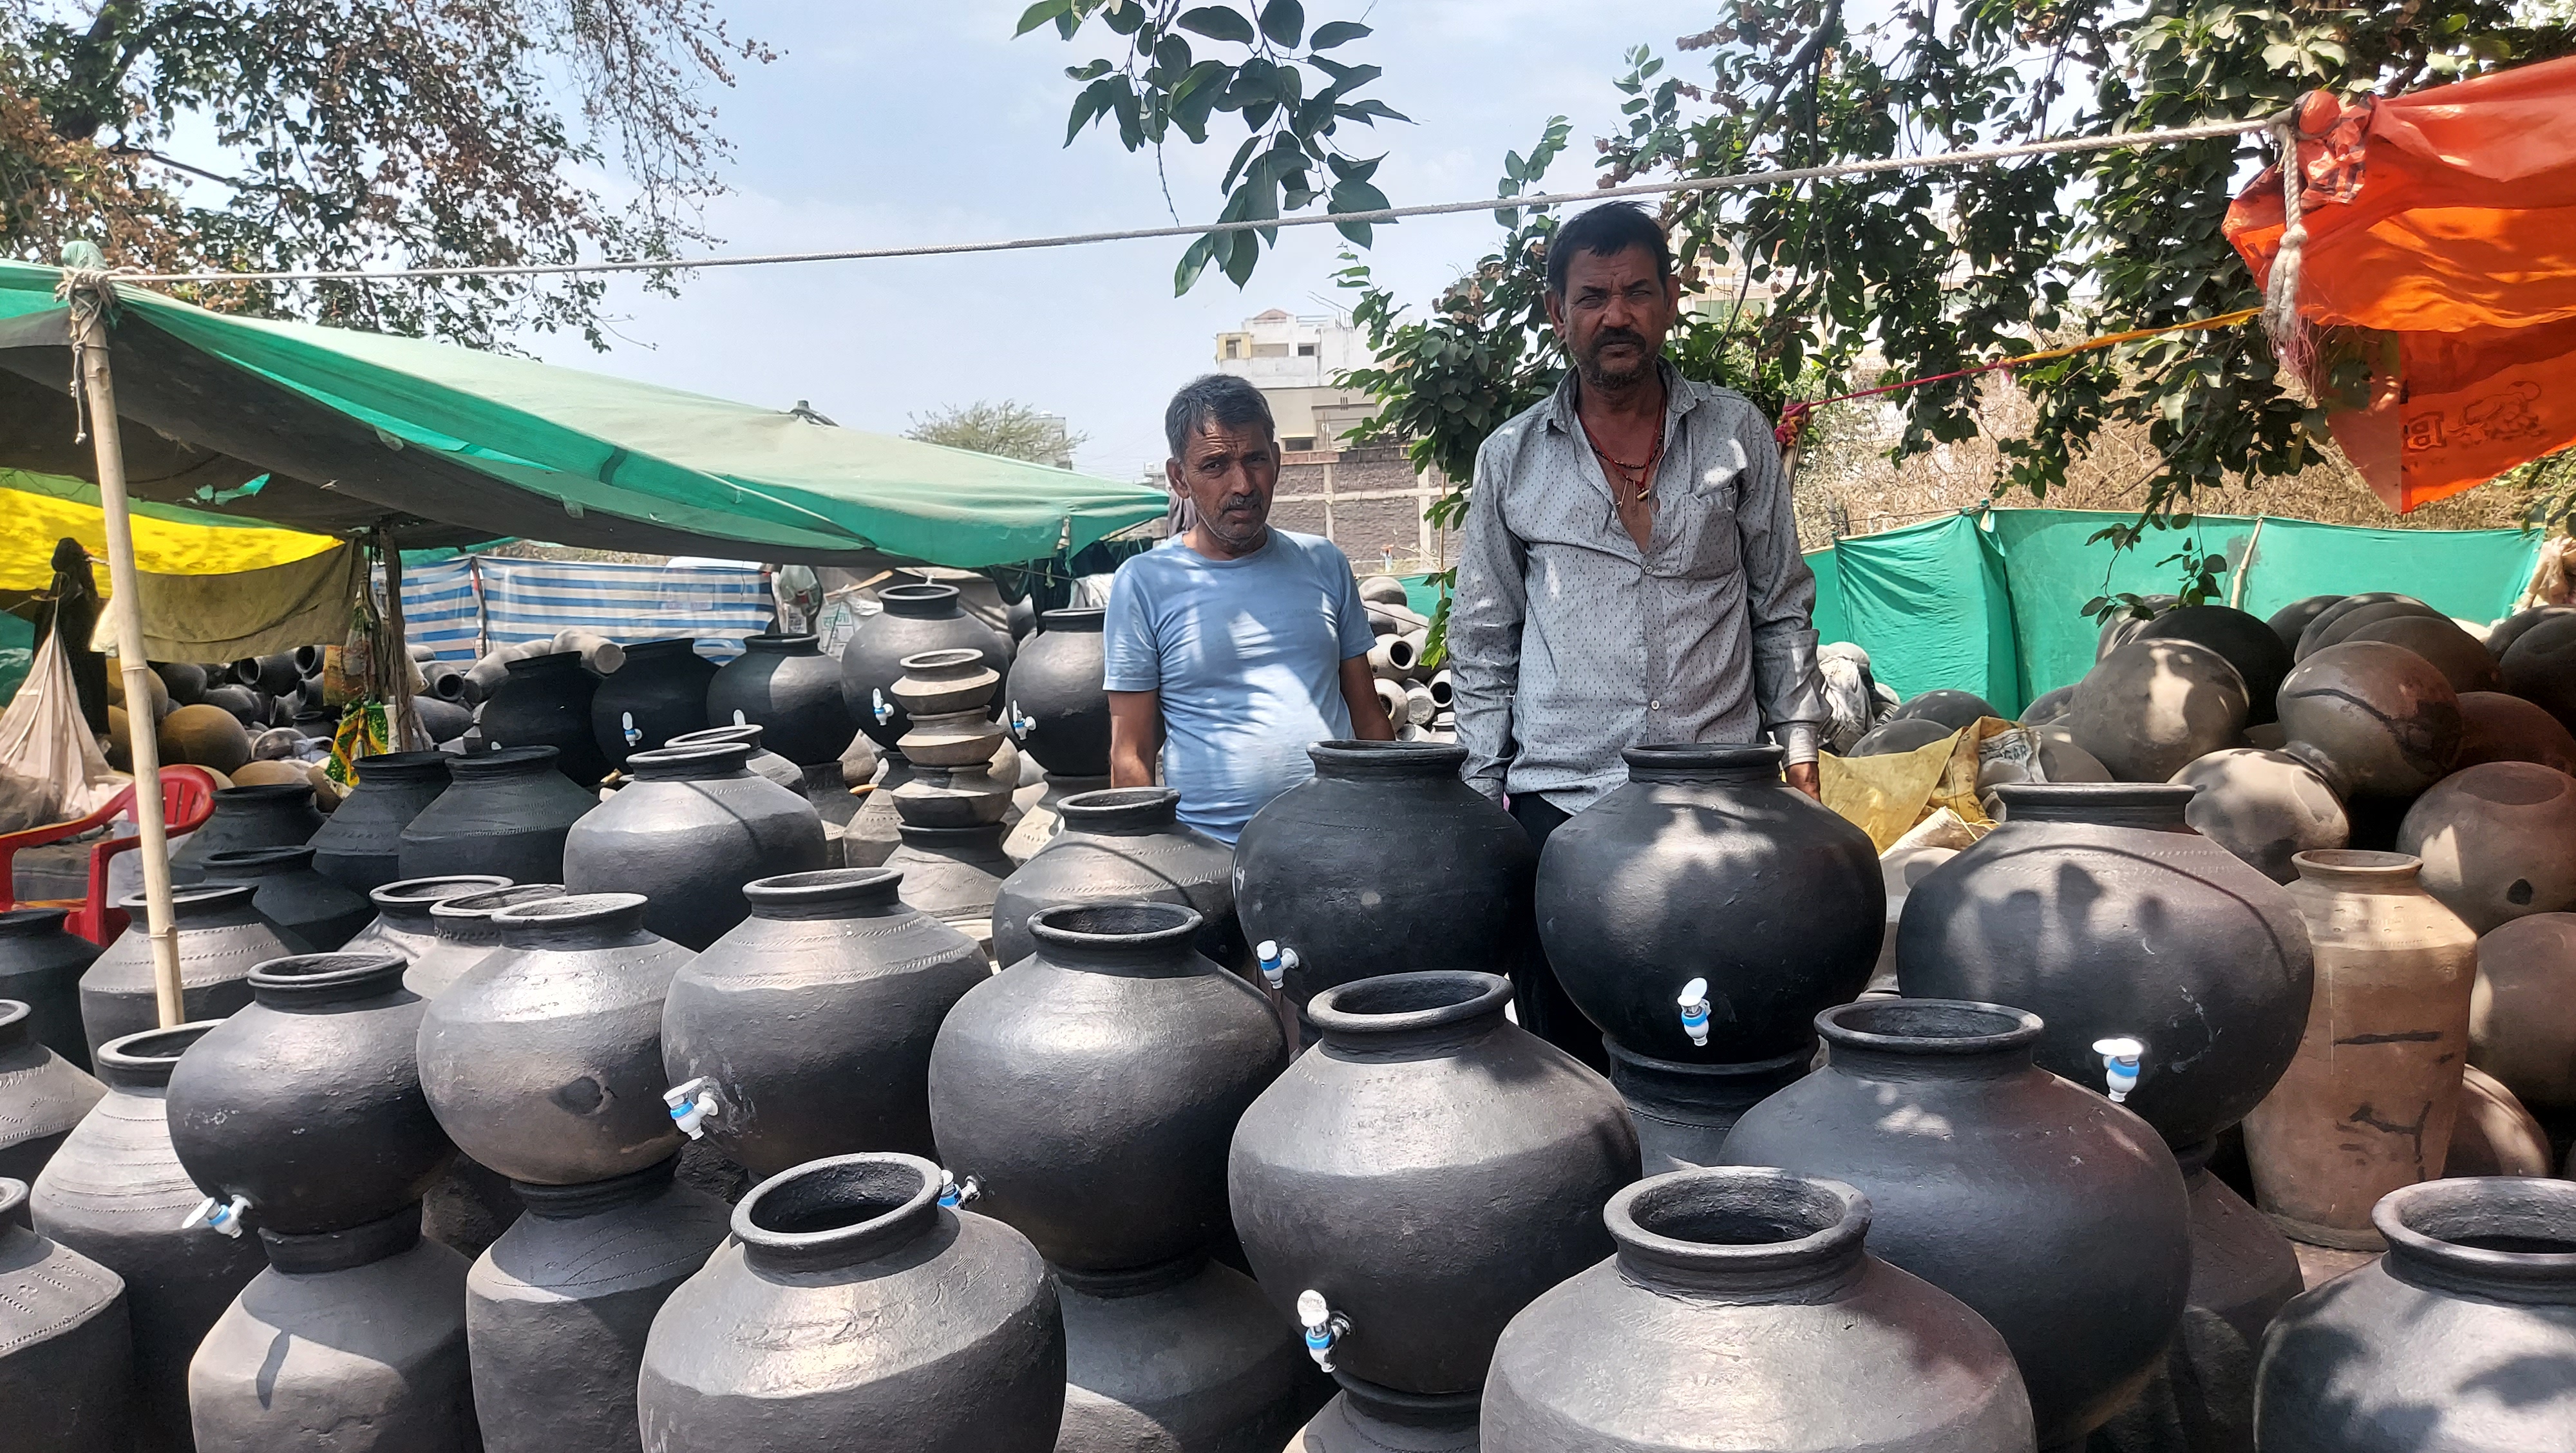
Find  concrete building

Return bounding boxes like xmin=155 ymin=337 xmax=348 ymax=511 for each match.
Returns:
xmin=1213 ymin=309 xmax=1455 ymax=573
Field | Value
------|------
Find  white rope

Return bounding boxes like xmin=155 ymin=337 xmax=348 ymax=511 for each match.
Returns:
xmin=109 ymin=113 xmax=2281 ymax=287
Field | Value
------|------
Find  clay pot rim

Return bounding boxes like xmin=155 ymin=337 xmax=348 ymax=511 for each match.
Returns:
xmin=1057 ymin=786 xmax=1179 ymax=826
xmin=668 ymin=725 xmax=767 ymax=752
xmin=744 ymin=867 xmax=904 ymax=909
xmin=895 ymin=821 xmax=1010 ymax=843
xmin=1309 ymin=970 xmax=1511 ymax=1038
xmin=248 ymin=951 xmax=408 ymax=1002
xmin=502 ymin=649 xmax=589 ymax=674
xmin=735 ymin=1152 xmax=944 ymax=1271
xmin=1609 ymin=1168 xmax=1871 ymax=1285
xmin=95 ymin=1020 xmax=222 ymax=1087
xmin=367 ymin=875 xmax=514 ymax=913
xmin=209 ymin=781 xmax=316 ymax=804
xmin=2292 ymin=849 xmax=2424 ymax=887
xmin=625 ymin=741 xmax=754 ymax=780
xmin=1307 ymin=739 xmax=1470 ymax=777
xmin=1028 ymin=899 xmax=1204 ymax=956
xmin=346 ymin=750 xmax=451 ymax=781
xmin=0 ymin=1176 xmax=24 ymax=1224
xmin=0 ymin=998 xmax=26 ymax=1043
xmin=117 ymin=881 xmax=256 ymax=915
xmin=878 ymin=582 xmax=963 ymax=616
xmin=1816 ymin=998 xmax=2043 ymax=1056
xmin=428 ymin=884 xmax=567 ymax=925
xmin=617 ymin=637 xmax=705 ymax=658
xmin=897 ymin=646 xmax=993 ymax=674
xmin=202 ymin=844 xmax=319 ymax=873
xmin=448 ymin=745 xmax=562 ymax=777
xmin=1037 ymin=607 xmax=1107 ymax=631
xmin=2375 ymin=1177 xmax=2576 ymax=1298
xmin=489 ymin=891 xmax=649 ymax=933
xmin=0 ymin=906 xmax=72 ymax=935
xmin=1993 ymin=780 xmax=2195 ymax=826
xmin=1622 ymin=741 xmax=1785 ymax=778
xmin=740 ymin=632 xmax=822 ymax=653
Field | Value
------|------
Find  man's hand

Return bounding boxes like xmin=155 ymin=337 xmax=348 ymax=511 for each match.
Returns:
xmin=1785 ymin=761 xmax=1821 ymax=801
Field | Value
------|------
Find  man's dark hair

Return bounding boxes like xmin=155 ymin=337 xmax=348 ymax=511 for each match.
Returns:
xmin=1545 ymin=202 xmax=1674 ymax=298
xmin=1164 ymin=373 xmax=1276 ymax=458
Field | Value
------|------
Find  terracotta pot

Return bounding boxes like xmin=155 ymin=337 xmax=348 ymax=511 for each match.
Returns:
xmin=479 ymin=649 xmax=610 ymax=785
xmin=2277 ymin=641 xmax=2463 ymax=799
xmin=702 ymin=633 xmax=857 ymax=766
xmin=0 ymin=907 xmax=101 ymax=1071
xmin=564 ymin=741 xmax=828 ymax=951
xmin=929 ymin=902 xmax=1287 ymax=1273
xmin=30 ymin=1024 xmax=268 ymax=1453
xmin=663 ymin=868 xmax=987 ymax=1177
xmin=305 ymin=750 xmax=450 ymax=892
xmin=1007 ymin=609 xmax=1112 ymax=778
xmin=2454 ymin=690 xmax=2576 ymax=774
xmin=2255 ymin=1177 xmax=2576 ymax=1452
xmin=990 ymin=787 xmax=1238 ymax=971
xmin=166 ymin=953 xmax=453 ymax=1237
xmin=2242 ymin=851 xmax=2478 ymax=1249
xmin=79 ymin=884 xmax=301 ymax=1061
xmin=187 ymin=1206 xmax=477 ymax=1452
xmin=404 ymin=883 xmax=570 ymax=998
xmin=2500 ymin=611 xmax=2576 ymax=734
xmin=199 ymin=844 xmax=375 ymax=951
xmin=1897 ymin=783 xmax=2316 ymax=1150
xmin=0 ymin=1177 xmax=133 ymax=1453
xmin=0 ymin=999 xmax=104 ymax=1188
xmin=2169 ymin=746 xmax=2349 ymax=884
xmin=636 ymin=1153 xmax=1066 ymax=1453
xmin=888 ymin=760 xmax=1015 ymax=826
xmin=156 ymin=703 xmax=252 ymax=774
xmin=2445 ymin=1063 xmax=2555 ymax=1177
xmin=2467 ymin=912 xmax=2576 ymax=1115
xmin=2068 ymin=638 xmax=2250 ymax=782
xmin=166 ymin=781 xmax=325 ymax=884
xmin=837 ymin=582 xmax=1012 ymax=751
xmin=1481 ymin=1168 xmax=2037 ymax=1453
xmin=587 ymin=637 xmax=715 ymax=770
xmin=2139 ymin=603 xmax=2293 ymax=725
xmin=1722 ymin=999 xmax=2190 ymax=1449
xmin=2396 ymin=761 xmax=2576 ymax=933
xmin=2346 ymin=614 xmax=2503 ymax=694
xmin=342 ymin=873 xmax=515 ymax=964
xmin=397 ymin=744 xmax=598 ymax=884
xmin=1235 ymin=742 xmax=1537 ymax=1014
xmin=465 ymin=1157 xmax=730 ymax=1453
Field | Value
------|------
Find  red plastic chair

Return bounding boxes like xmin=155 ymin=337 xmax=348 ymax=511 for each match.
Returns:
xmin=0 ymin=766 xmax=221 ymax=944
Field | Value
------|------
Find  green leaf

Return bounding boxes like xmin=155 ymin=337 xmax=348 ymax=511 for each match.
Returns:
xmin=1175 ymin=5 xmax=1257 ymax=43
xmin=1175 ymin=233 xmax=1218 ymax=295
xmin=1064 ymin=77 xmax=1125 ymax=145
xmin=1310 ymin=19 xmax=1370 ymax=48
xmin=1260 ymin=0 xmax=1305 ymax=48
xmin=1017 ymin=0 xmax=1075 ymax=35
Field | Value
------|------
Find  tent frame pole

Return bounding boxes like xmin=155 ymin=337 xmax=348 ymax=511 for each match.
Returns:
xmin=69 ymin=278 xmax=185 ymax=1027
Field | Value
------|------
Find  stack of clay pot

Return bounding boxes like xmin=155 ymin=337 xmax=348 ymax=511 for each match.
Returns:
xmin=417 ymin=892 xmax=727 ymax=1453
xmin=931 ymin=900 xmax=1309 ymax=1450
xmin=1001 ymin=607 xmax=1114 ymax=862
xmin=162 ymin=951 xmax=475 ymax=1448
xmin=1358 ymin=576 xmax=1454 ymax=744
xmin=704 ymin=633 xmax=868 ymax=861
xmin=838 ymin=582 xmax=1014 ymax=870
xmin=1534 ymin=743 xmax=1884 ymax=1168
xmin=878 ymin=647 xmax=1019 ymax=938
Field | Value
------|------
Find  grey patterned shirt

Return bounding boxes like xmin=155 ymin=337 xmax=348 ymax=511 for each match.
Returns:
xmin=1450 ymin=361 xmax=1828 ymax=810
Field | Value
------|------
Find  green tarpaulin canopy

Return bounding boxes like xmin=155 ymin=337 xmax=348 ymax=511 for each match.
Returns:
xmin=0 ymin=261 xmax=1167 ymax=569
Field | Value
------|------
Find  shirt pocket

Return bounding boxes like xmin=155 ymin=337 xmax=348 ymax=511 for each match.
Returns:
xmin=1670 ymin=467 xmax=1743 ymax=579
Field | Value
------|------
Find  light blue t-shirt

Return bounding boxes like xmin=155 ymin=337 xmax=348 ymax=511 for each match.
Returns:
xmin=1103 ymin=530 xmax=1378 ymax=843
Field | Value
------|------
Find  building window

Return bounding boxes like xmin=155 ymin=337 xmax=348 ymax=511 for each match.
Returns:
xmin=1283 ymin=435 xmax=1316 ymax=452
xmin=1296 ymin=343 xmax=1317 ymax=357
xmin=1222 ymin=337 xmax=1241 ymax=359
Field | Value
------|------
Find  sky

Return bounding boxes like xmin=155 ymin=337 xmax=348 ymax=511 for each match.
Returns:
xmin=520 ymin=1 xmax=1706 ymax=481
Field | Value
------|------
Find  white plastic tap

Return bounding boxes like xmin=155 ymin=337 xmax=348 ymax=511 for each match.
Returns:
xmin=730 ymin=708 xmax=748 ymax=726
xmin=1009 ymin=701 xmax=1037 ymax=739
xmin=1677 ymin=978 xmax=1713 ymax=1048
xmin=2094 ymin=1037 xmax=2146 ymax=1103
xmin=182 ymin=1193 xmax=252 ymax=1239
xmin=621 ymin=710 xmax=642 ymax=746
xmin=938 ymin=1170 xmax=982 ymax=1208
xmin=663 ymin=1078 xmax=723 ymax=1139
xmin=1296 ymin=1289 xmax=1350 ymax=1372
xmin=1256 ymin=941 xmax=1298 ymax=992
xmin=872 ymin=688 xmax=893 ymax=725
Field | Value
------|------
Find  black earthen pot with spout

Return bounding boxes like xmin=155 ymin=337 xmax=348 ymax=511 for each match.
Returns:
xmin=562 ymin=741 xmax=828 ymax=951
xmin=838 ymin=583 xmax=1012 ymax=751
xmin=589 ymin=637 xmax=716 ymax=770
xmin=79 ymin=884 xmax=301 ymax=1059
xmin=1005 ymin=608 xmax=1112 ymax=778
xmin=704 ymin=632 xmax=859 ymax=766
xmin=989 ymin=787 xmax=1240 ymax=969
xmin=480 ymin=649 xmax=610 ymax=784
xmin=397 ymin=744 xmax=598 ymax=884
xmin=305 ymin=750 xmax=451 ymax=892
xmin=636 ymin=1152 xmax=1067 ymax=1452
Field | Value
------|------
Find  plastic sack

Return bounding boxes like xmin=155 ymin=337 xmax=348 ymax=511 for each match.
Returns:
xmin=0 ymin=629 xmax=127 ymax=833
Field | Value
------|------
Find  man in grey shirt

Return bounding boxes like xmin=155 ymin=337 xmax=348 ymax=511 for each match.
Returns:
xmin=1450 ymin=201 xmax=1830 ymax=1061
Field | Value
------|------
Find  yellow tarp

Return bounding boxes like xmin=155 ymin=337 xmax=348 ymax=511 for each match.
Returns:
xmin=1819 ymin=719 xmax=2015 ymax=851
xmin=1 ymin=469 xmax=338 ymax=592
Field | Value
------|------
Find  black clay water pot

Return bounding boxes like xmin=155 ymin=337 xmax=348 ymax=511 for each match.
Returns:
xmin=1721 ymin=1000 xmax=2192 ymax=1450
xmin=1234 ymin=742 xmax=1537 ymax=1011
xmin=305 ymin=750 xmax=450 ymax=892
xmin=0 ymin=1177 xmax=133 ymax=1453
xmin=343 ymin=873 xmax=516 ymax=964
xmin=419 ymin=893 xmax=694 ymax=1186
xmin=2255 ymin=1176 xmax=2576 ymax=1450
xmin=839 ymin=583 xmax=1012 ymax=752
xmin=166 ymin=781 xmax=325 ymax=884
xmin=153 ymin=660 xmax=207 ymax=705
xmin=589 ymin=637 xmax=715 ymax=770
xmin=30 ymin=1024 xmax=268 ymax=1453
xmin=1481 ymin=1168 xmax=2038 ymax=1453
xmin=562 ymin=741 xmax=828 ymax=951
xmin=1007 ymin=608 xmax=1112 ymax=777
xmin=1608 ymin=1042 xmax=1814 ymax=1177
xmin=79 ymin=883 xmax=302 ymax=1059
xmin=662 ymin=869 xmax=987 ymax=1176
xmin=2138 ymin=603 xmax=2295 ymax=726
xmin=1057 ymin=1255 xmax=1320 ymax=1453
xmin=1228 ymin=973 xmax=1639 ymax=1412
xmin=636 ymin=1152 xmax=1066 ymax=1453
xmin=200 ymin=844 xmax=375 ymax=950
xmin=990 ymin=787 xmax=1240 ymax=970
xmin=480 ymin=649 xmax=610 ymax=784
xmin=166 ymin=953 xmax=453 ymax=1237
xmin=665 ymin=722 xmax=804 ymax=788
xmin=1897 ymin=783 xmax=2317 ymax=1150
xmin=403 ymin=883 xmax=569 ymax=998
xmin=466 ymin=1157 xmax=730 ymax=1453
xmin=930 ymin=902 xmax=1288 ymax=1273
xmin=0 ymin=1000 xmax=104 ymax=1188
xmin=704 ymin=632 xmax=858 ymax=766
xmin=234 ymin=652 xmax=301 ymax=697
xmin=188 ymin=1205 xmax=478 ymax=1452
xmin=0 ymin=907 xmax=100 ymax=1070
xmin=397 ymin=745 xmax=598 ymax=884
xmin=883 ymin=820 xmax=1016 ymax=928
xmin=1536 ymin=743 xmax=1883 ymax=1062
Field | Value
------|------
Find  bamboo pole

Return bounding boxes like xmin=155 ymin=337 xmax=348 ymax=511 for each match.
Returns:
xmin=67 ymin=276 xmax=185 ymax=1027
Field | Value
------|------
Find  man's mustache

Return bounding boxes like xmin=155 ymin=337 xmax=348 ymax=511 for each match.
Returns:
xmin=1590 ymin=327 xmax=1650 ymax=353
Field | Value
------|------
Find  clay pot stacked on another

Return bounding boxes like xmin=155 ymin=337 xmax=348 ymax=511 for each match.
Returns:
xmin=990 ymin=787 xmax=1240 ymax=971
xmin=564 ymin=741 xmax=828 ymax=951
xmin=2067 ymin=638 xmax=2250 ymax=782
xmin=79 ymin=884 xmax=302 ymax=1061
xmin=880 ymin=649 xmax=1019 ymax=935
xmin=589 ymin=638 xmax=717 ymax=770
xmin=2169 ymin=747 xmax=2349 ymax=884
xmin=931 ymin=902 xmax=1309 ymax=1450
xmin=305 ymin=751 xmax=450 ymax=893
xmin=2467 ymin=912 xmax=2576 ymax=1123
xmin=1229 ymin=971 xmax=1640 ymax=1450
xmin=837 ymin=582 xmax=1012 ymax=754
xmin=397 ymin=745 xmax=598 ymax=884
xmin=0 ymin=999 xmax=104 ymax=1188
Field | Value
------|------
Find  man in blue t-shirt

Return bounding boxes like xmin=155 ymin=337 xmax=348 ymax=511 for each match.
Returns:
xmin=1104 ymin=374 xmax=1397 ymax=843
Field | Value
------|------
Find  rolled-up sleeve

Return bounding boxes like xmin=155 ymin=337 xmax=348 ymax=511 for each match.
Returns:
xmin=1731 ymin=412 xmax=1828 ymax=763
xmin=1449 ymin=436 xmax=1527 ymax=801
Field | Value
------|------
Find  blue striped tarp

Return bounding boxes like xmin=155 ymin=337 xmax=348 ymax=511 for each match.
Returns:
xmin=391 ymin=557 xmax=776 ymax=664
